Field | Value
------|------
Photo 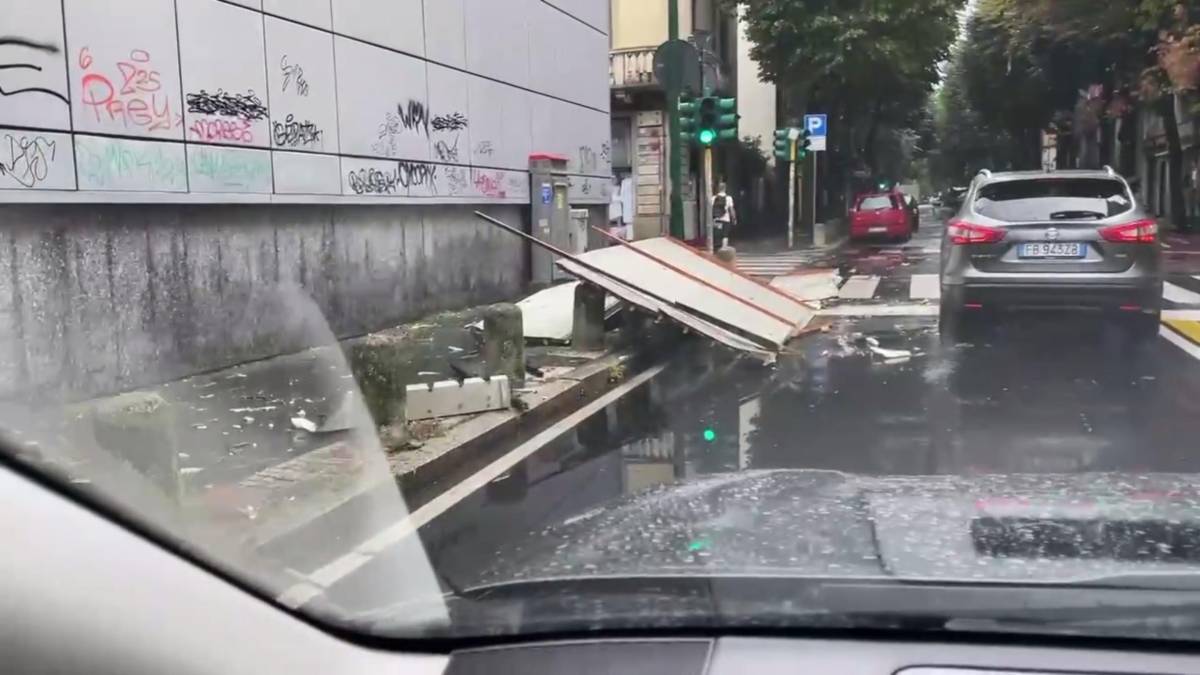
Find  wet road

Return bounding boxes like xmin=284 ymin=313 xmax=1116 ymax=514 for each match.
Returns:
xmin=315 ymin=211 xmax=1200 ymax=611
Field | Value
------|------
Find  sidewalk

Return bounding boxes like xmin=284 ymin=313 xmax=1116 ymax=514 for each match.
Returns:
xmin=1162 ymin=231 xmax=1200 ymax=275
xmin=29 ymin=293 xmax=669 ymax=559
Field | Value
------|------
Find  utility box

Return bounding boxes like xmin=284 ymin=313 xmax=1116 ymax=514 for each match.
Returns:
xmin=529 ymin=153 xmax=571 ymax=284
xmin=568 ymin=209 xmax=589 ymax=254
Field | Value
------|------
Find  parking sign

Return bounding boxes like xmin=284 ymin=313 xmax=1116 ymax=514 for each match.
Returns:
xmin=804 ymin=114 xmax=828 ymax=151
xmin=806 ymin=114 xmax=825 ymax=138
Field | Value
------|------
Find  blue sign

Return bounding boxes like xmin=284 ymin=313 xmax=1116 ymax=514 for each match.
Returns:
xmin=540 ymin=184 xmax=553 ymax=205
xmin=804 ymin=114 xmax=828 ymax=138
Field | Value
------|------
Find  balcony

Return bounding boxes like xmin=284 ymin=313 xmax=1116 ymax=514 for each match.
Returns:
xmin=610 ymin=47 xmax=660 ymax=89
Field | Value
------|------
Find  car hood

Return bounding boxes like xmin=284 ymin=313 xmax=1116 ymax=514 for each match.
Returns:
xmin=473 ymin=469 xmax=1200 ymax=588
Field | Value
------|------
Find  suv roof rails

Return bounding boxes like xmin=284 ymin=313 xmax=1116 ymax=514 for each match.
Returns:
xmin=1103 ymin=165 xmax=1117 ymax=177
xmin=977 ymin=169 xmax=992 ymax=179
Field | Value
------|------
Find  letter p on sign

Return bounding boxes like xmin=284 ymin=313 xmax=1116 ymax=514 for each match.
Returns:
xmin=804 ymin=114 xmax=827 ymax=137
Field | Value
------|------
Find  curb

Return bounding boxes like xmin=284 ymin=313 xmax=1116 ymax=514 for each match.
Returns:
xmin=393 ymin=350 xmax=639 ymax=506
xmin=248 ymin=350 xmax=647 ymax=550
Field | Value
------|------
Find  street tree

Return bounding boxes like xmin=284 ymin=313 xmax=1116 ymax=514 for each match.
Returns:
xmin=732 ymin=0 xmax=964 ymax=199
xmin=990 ymin=0 xmax=1198 ymax=228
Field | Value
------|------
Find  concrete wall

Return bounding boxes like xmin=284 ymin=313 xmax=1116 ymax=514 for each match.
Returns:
xmin=0 ymin=204 xmax=526 ymax=401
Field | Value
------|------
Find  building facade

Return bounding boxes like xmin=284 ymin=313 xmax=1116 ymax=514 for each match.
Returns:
xmin=608 ymin=0 xmax=775 ymax=240
xmin=0 ymin=0 xmax=613 ymax=399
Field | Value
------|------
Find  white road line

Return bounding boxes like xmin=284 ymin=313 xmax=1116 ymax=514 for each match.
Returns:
xmin=909 ymin=274 xmax=940 ymax=300
xmin=839 ymin=275 xmax=881 ymax=299
xmin=1164 ymin=310 xmax=1200 ymax=321
xmin=1193 ymin=275 xmax=1200 ymax=282
xmin=276 ymin=363 xmax=668 ymax=606
xmin=1164 ymin=281 xmax=1200 ymax=305
xmin=819 ymin=303 xmax=939 ymax=317
xmin=1161 ymin=324 xmax=1200 ymax=361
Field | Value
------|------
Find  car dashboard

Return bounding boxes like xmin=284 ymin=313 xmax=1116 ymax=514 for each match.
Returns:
xmin=6 ymin=459 xmax=1200 ymax=675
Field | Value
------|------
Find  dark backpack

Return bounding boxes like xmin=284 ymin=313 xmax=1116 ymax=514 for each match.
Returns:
xmin=712 ymin=194 xmax=728 ymax=219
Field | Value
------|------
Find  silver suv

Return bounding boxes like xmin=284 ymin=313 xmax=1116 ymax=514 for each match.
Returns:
xmin=940 ymin=169 xmax=1163 ymax=341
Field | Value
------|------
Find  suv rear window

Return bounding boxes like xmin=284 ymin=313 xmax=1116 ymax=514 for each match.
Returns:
xmin=973 ymin=178 xmax=1132 ymax=222
xmin=858 ymin=195 xmax=896 ymax=210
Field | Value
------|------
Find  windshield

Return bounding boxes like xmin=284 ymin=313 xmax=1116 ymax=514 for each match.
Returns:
xmin=5 ymin=0 xmax=1200 ymax=647
xmin=858 ymin=195 xmax=896 ymax=210
xmin=974 ymin=178 xmax=1134 ymax=221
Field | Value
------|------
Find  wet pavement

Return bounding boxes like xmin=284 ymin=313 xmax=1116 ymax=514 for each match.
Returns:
xmin=312 ymin=213 xmax=1200 ymax=611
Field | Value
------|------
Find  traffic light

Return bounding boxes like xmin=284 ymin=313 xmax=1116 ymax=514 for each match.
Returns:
xmin=678 ymin=94 xmax=699 ymax=146
xmin=697 ymin=96 xmax=719 ymax=146
xmin=773 ymin=129 xmax=792 ymax=162
xmin=796 ymin=128 xmax=811 ymax=161
xmin=714 ymin=97 xmax=738 ymax=142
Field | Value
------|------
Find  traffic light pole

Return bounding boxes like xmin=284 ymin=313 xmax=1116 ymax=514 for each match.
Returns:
xmin=703 ymin=146 xmax=714 ymax=253
xmin=787 ymin=140 xmax=797 ymax=249
xmin=811 ymin=151 xmax=819 ymax=232
xmin=667 ymin=0 xmax=684 ymax=239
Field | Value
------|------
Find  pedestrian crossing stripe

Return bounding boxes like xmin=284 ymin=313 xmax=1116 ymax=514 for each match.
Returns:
xmin=1164 ymin=281 xmax=1200 ymax=305
xmin=909 ymin=274 xmax=939 ymax=300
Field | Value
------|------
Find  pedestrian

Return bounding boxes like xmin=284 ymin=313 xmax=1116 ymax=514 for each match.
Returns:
xmin=711 ymin=182 xmax=737 ymax=250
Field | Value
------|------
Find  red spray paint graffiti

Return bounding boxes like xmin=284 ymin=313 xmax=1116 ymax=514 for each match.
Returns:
xmin=473 ymin=170 xmax=506 ymax=198
xmin=188 ymin=118 xmax=253 ymax=144
xmin=78 ymin=47 xmax=182 ymax=133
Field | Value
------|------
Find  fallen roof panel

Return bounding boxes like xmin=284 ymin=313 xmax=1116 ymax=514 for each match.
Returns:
xmin=557 ymin=258 xmax=776 ymax=363
xmin=567 ymin=239 xmax=809 ymax=348
xmin=631 ymin=238 xmax=817 ymax=323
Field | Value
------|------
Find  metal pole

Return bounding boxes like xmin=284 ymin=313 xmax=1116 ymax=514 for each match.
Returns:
xmin=787 ymin=140 xmax=796 ymax=249
xmin=703 ymin=146 xmax=714 ymax=253
xmin=667 ymin=0 xmax=683 ymax=239
xmin=811 ymin=151 xmax=819 ymax=229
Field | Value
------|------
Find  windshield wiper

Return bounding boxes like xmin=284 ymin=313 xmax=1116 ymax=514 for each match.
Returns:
xmin=1049 ymin=210 xmax=1107 ymax=220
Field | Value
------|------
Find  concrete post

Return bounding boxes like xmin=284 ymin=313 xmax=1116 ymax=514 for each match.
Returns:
xmin=347 ymin=340 xmax=408 ymax=446
xmin=483 ymin=303 xmax=525 ymax=385
xmin=572 ymin=283 xmax=607 ymax=351
xmin=91 ymin=392 xmax=182 ymax=504
xmin=716 ymin=246 xmax=736 ymax=267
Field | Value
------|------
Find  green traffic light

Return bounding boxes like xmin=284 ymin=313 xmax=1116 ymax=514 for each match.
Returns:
xmin=698 ymin=129 xmax=716 ymax=145
xmin=702 ymin=427 xmax=717 ymax=442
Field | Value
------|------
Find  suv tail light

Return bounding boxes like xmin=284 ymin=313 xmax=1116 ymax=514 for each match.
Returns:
xmin=948 ymin=220 xmax=1005 ymax=245
xmin=1099 ymin=219 xmax=1157 ymax=243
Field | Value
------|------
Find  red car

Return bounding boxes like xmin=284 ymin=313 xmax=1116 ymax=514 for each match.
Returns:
xmin=849 ymin=191 xmax=913 ymax=242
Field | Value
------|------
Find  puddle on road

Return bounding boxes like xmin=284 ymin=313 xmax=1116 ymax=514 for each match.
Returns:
xmin=420 ymin=315 xmax=1199 ymax=560
xmin=325 ymin=317 xmax=1200 ymax=609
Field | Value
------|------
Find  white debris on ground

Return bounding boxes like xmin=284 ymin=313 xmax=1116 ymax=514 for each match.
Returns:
xmin=290 ymin=417 xmax=318 ymax=433
xmin=769 ymin=269 xmax=842 ymax=306
xmin=830 ymin=332 xmax=916 ymax=364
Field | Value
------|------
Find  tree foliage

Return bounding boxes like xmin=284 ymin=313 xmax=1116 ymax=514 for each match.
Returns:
xmin=732 ymin=0 xmax=964 ymax=192
xmin=934 ymin=0 xmax=1199 ymax=224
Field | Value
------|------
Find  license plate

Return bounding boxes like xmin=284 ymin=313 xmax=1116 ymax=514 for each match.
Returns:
xmin=1019 ymin=242 xmax=1085 ymax=258
xmin=869 ymin=226 xmax=887 ymax=233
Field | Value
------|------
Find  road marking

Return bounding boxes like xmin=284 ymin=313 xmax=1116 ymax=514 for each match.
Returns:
xmin=909 ymin=274 xmax=940 ymax=300
xmin=276 ymin=363 xmax=669 ymax=606
xmin=1165 ymin=319 xmax=1200 ymax=345
xmin=839 ymin=275 xmax=880 ymax=299
xmin=1164 ymin=281 xmax=1200 ymax=305
xmin=1162 ymin=323 xmax=1200 ymax=361
xmin=819 ymin=303 xmax=939 ymax=317
xmin=1164 ymin=310 xmax=1200 ymax=321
